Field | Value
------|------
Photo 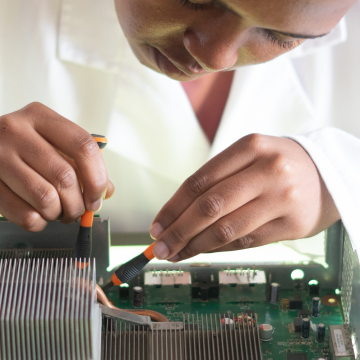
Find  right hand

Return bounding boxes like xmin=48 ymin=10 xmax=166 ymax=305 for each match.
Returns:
xmin=0 ymin=102 xmax=114 ymax=232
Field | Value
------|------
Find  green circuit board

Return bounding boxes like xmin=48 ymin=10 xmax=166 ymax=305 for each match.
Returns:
xmin=105 ymin=288 xmax=342 ymax=360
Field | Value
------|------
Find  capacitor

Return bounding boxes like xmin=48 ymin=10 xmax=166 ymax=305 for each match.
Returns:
xmin=259 ymin=324 xmax=273 ymax=341
xmin=312 ymin=297 xmax=321 ymax=317
xmin=132 ymin=286 xmax=144 ymax=307
xmin=270 ymin=283 xmax=280 ymax=303
xmin=316 ymin=323 xmax=326 ymax=343
xmin=301 ymin=317 xmax=310 ymax=338
xmin=220 ymin=317 xmax=234 ymax=329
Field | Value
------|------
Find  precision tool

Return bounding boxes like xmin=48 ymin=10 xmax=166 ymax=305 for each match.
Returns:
xmin=102 ymin=242 xmax=155 ymax=291
xmin=75 ymin=134 xmax=108 ymax=268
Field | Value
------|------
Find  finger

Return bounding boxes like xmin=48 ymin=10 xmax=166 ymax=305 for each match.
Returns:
xmin=152 ymin=162 xmax=267 ymax=260
xmin=22 ymin=103 xmax=108 ymax=211
xmin=168 ymin=198 xmax=282 ymax=262
xmin=19 ymin=131 xmax=85 ymax=223
xmin=0 ymin=153 xmax=62 ymax=221
xmin=105 ymin=180 xmax=115 ymax=199
xmin=150 ymin=134 xmax=265 ymax=238
xmin=205 ymin=218 xmax=293 ymax=253
xmin=0 ymin=179 xmax=47 ymax=232
xmin=60 ymin=154 xmax=114 ymax=200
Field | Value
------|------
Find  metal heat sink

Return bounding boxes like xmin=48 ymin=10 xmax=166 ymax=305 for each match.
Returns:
xmin=102 ymin=313 xmax=262 ymax=360
xmin=0 ymin=257 xmax=102 ymax=360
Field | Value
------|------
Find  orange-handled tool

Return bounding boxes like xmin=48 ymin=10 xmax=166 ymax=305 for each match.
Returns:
xmin=102 ymin=242 xmax=155 ymax=291
xmin=75 ymin=134 xmax=108 ymax=268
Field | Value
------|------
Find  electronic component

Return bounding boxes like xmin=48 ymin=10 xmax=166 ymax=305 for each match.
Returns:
xmin=299 ymin=309 xmax=310 ymax=317
xmin=289 ymin=295 xmax=303 ymax=309
xmin=308 ymin=280 xmax=320 ymax=296
xmin=242 ymin=309 xmax=255 ymax=318
xmin=312 ymin=297 xmax=321 ymax=317
xmin=329 ymin=325 xmax=355 ymax=359
xmin=192 ymin=281 xmax=219 ymax=300
xmin=316 ymin=323 xmax=326 ymax=343
xmin=270 ymin=282 xmax=280 ymax=303
xmin=259 ymin=324 xmax=273 ymax=341
xmin=220 ymin=317 xmax=234 ymax=329
xmin=144 ymin=270 xmax=192 ymax=304
xmin=102 ymin=312 xmax=262 ymax=359
xmin=133 ymin=286 xmax=144 ymax=307
xmin=293 ymin=279 xmax=304 ymax=291
xmin=293 ymin=317 xmax=303 ymax=333
xmin=301 ymin=317 xmax=310 ymax=338
xmin=287 ymin=353 xmax=308 ymax=360
xmin=0 ymin=218 xmax=358 ymax=360
xmin=219 ymin=269 xmax=266 ymax=302
xmin=0 ymin=258 xmax=101 ymax=360
xmin=119 ymin=284 xmax=130 ymax=298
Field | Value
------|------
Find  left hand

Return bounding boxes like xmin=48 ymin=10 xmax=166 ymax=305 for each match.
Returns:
xmin=150 ymin=134 xmax=340 ymax=262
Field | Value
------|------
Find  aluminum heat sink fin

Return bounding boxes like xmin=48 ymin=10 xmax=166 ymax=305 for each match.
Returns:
xmin=101 ymin=312 xmax=262 ymax=360
xmin=0 ymin=257 xmax=101 ymax=360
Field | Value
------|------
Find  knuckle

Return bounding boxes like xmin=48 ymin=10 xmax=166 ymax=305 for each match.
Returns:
xmin=185 ymin=173 xmax=209 ymax=196
xmin=268 ymin=154 xmax=291 ymax=175
xmin=0 ymin=115 xmax=17 ymax=136
xmin=180 ymin=244 xmax=197 ymax=259
xmin=168 ymin=227 xmax=186 ymax=245
xmin=245 ymin=133 xmax=266 ymax=154
xmin=22 ymin=102 xmax=45 ymax=117
xmin=75 ymin=135 xmax=99 ymax=159
xmin=20 ymin=211 xmax=44 ymax=232
xmin=62 ymin=207 xmax=85 ymax=224
xmin=212 ymin=221 xmax=236 ymax=244
xmin=198 ymin=193 xmax=225 ymax=219
xmin=55 ymin=166 xmax=77 ymax=190
xmin=282 ymin=185 xmax=299 ymax=203
xmin=34 ymin=185 xmax=58 ymax=210
xmin=233 ymin=235 xmax=255 ymax=249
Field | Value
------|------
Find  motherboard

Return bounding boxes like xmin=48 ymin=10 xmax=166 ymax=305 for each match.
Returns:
xmin=0 ymin=219 xmax=358 ymax=360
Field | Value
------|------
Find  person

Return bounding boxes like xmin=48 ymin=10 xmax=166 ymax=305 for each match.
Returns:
xmin=0 ymin=0 xmax=359 ymax=262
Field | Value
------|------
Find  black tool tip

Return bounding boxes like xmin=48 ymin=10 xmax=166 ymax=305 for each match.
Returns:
xmin=102 ymin=281 xmax=114 ymax=293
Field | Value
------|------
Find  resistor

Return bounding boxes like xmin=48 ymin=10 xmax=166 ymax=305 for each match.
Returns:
xmin=132 ymin=286 xmax=144 ymax=307
xmin=301 ymin=317 xmax=310 ymax=338
xmin=270 ymin=283 xmax=280 ymax=303
xmin=316 ymin=323 xmax=326 ymax=343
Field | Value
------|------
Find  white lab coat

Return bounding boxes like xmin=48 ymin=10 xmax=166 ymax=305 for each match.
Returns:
xmin=0 ymin=0 xmax=359 ymax=251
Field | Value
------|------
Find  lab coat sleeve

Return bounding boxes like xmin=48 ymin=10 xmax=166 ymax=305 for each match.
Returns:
xmin=287 ymin=127 xmax=360 ymax=250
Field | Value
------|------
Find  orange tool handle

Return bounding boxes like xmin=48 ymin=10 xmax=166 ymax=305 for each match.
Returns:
xmin=110 ymin=242 xmax=155 ymax=286
xmin=75 ymin=134 xmax=108 ymax=267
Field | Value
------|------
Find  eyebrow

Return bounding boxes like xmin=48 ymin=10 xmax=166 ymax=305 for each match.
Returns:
xmin=211 ymin=0 xmax=330 ymax=40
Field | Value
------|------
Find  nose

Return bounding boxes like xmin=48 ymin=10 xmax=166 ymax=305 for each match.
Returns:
xmin=183 ymin=18 xmax=246 ymax=72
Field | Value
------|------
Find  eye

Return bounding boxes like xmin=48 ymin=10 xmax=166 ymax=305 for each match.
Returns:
xmin=263 ymin=29 xmax=302 ymax=50
xmin=179 ymin=0 xmax=213 ymax=10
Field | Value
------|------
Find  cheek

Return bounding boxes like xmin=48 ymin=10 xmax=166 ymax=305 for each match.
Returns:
xmin=114 ymin=0 xmax=152 ymax=40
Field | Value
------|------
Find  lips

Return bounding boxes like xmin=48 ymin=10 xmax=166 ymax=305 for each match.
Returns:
xmin=153 ymin=46 xmax=208 ymax=79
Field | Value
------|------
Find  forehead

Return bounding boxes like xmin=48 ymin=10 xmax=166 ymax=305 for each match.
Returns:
xmin=223 ymin=0 xmax=352 ymax=33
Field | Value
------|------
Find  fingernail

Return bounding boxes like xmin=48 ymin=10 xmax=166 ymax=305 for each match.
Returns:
xmin=153 ymin=242 xmax=170 ymax=260
xmin=89 ymin=198 xmax=102 ymax=212
xmin=150 ymin=222 xmax=164 ymax=240
xmin=168 ymin=254 xmax=180 ymax=262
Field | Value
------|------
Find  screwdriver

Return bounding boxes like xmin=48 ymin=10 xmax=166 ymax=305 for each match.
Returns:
xmin=75 ymin=134 xmax=108 ymax=268
xmin=102 ymin=242 xmax=155 ymax=291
